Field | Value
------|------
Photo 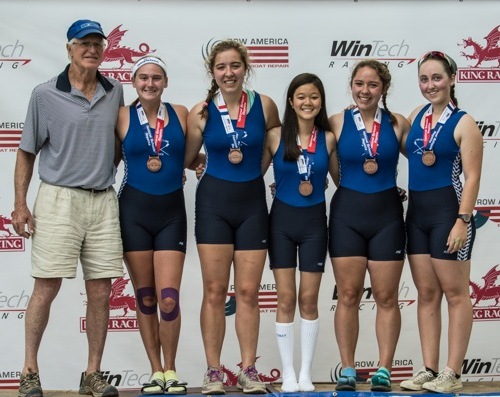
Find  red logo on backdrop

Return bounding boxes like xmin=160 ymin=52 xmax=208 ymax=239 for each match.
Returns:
xmin=0 ymin=215 xmax=24 ymax=252
xmin=225 ymin=288 xmax=278 ymax=316
xmin=80 ymin=276 xmax=138 ymax=332
xmin=0 ymin=40 xmax=31 ymax=69
xmin=0 ymin=373 xmax=21 ymax=390
xmin=330 ymin=362 xmax=413 ymax=382
xmin=475 ymin=205 xmax=500 ymax=227
xmin=202 ymin=38 xmax=289 ymax=69
xmin=470 ymin=265 xmax=500 ymax=321
xmin=0 ymin=124 xmax=22 ymax=152
xmin=457 ymin=25 xmax=500 ymax=82
xmin=99 ymin=25 xmax=156 ymax=84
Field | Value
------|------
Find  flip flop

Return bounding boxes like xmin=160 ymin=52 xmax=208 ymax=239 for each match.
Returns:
xmin=141 ymin=378 xmax=166 ymax=396
xmin=164 ymin=379 xmax=188 ymax=395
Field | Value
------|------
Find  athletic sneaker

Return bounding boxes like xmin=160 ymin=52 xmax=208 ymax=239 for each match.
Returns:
xmin=370 ymin=367 xmax=391 ymax=392
xmin=237 ymin=366 xmax=267 ymax=394
xmin=202 ymin=367 xmax=225 ymax=395
xmin=79 ymin=371 xmax=118 ymax=397
xmin=19 ymin=370 xmax=43 ymax=397
xmin=400 ymin=367 xmax=436 ymax=391
xmin=422 ymin=368 xmax=462 ymax=393
xmin=335 ymin=367 xmax=356 ymax=391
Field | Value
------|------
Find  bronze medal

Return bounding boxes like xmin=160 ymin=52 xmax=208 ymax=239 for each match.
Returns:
xmin=228 ymin=148 xmax=243 ymax=164
xmin=147 ymin=156 xmax=162 ymax=172
xmin=422 ymin=150 xmax=436 ymax=166
xmin=363 ymin=158 xmax=378 ymax=175
xmin=298 ymin=180 xmax=313 ymax=196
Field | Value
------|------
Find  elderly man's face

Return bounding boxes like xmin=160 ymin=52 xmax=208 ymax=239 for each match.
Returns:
xmin=67 ymin=33 xmax=105 ymax=70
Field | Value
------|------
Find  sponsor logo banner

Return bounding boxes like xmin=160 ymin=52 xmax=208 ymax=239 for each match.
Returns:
xmin=457 ymin=25 xmax=500 ymax=83
xmin=80 ymin=276 xmax=138 ymax=332
xmin=99 ymin=25 xmax=156 ymax=84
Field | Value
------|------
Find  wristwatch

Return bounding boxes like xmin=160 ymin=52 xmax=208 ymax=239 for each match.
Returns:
xmin=457 ymin=214 xmax=472 ymax=224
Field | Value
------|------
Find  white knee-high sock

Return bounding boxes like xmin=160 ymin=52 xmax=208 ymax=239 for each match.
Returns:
xmin=275 ymin=322 xmax=299 ymax=392
xmin=299 ymin=317 xmax=319 ymax=391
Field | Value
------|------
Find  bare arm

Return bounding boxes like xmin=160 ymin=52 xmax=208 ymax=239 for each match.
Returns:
xmin=262 ymin=126 xmax=280 ymax=176
xmin=12 ymin=149 xmax=36 ymax=238
xmin=447 ymin=114 xmax=483 ymax=253
xmin=184 ymin=102 xmax=205 ymax=169
xmin=394 ymin=112 xmax=411 ymax=157
xmin=328 ymin=113 xmax=344 ymax=187
xmin=261 ymin=94 xmax=281 ymax=131
xmin=325 ymin=130 xmax=339 ymax=187
xmin=456 ymin=114 xmax=483 ymax=216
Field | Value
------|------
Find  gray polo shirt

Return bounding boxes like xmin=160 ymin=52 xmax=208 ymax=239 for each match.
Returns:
xmin=19 ymin=64 xmax=124 ymax=190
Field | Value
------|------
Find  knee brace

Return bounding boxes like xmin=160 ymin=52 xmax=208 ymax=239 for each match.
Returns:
xmin=160 ymin=287 xmax=179 ymax=321
xmin=136 ymin=287 xmax=157 ymax=315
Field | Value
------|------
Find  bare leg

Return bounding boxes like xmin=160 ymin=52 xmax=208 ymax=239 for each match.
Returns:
xmin=368 ymin=258 xmax=404 ymax=370
xmin=23 ymin=278 xmax=62 ymax=373
xmin=331 ymin=256 xmax=367 ymax=370
xmin=84 ymin=278 xmax=112 ymax=373
xmin=233 ymin=249 xmax=267 ymax=369
xmin=434 ymin=258 xmax=472 ymax=374
xmin=155 ymin=250 xmax=185 ymax=371
xmin=198 ymin=244 xmax=233 ymax=369
xmin=408 ymin=254 xmax=442 ymax=372
xmin=124 ymin=251 xmax=162 ymax=374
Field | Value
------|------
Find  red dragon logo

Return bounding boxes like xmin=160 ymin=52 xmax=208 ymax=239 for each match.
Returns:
xmin=109 ymin=276 xmax=137 ymax=316
xmin=103 ymin=25 xmax=155 ymax=68
xmin=0 ymin=215 xmax=14 ymax=237
xmin=460 ymin=25 xmax=500 ymax=67
xmin=220 ymin=359 xmax=280 ymax=387
xmin=469 ymin=265 xmax=500 ymax=307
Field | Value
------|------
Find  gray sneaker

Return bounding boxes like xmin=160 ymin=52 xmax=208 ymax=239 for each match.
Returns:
xmin=202 ymin=367 xmax=225 ymax=395
xmin=400 ymin=367 xmax=436 ymax=391
xmin=19 ymin=370 xmax=43 ymax=397
xmin=79 ymin=371 xmax=119 ymax=397
xmin=422 ymin=368 xmax=462 ymax=393
xmin=237 ymin=366 xmax=267 ymax=394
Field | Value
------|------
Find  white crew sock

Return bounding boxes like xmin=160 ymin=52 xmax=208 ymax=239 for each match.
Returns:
xmin=275 ymin=322 xmax=299 ymax=392
xmin=298 ymin=317 xmax=319 ymax=392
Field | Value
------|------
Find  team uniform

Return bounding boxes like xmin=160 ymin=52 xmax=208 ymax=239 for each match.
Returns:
xmin=195 ymin=90 xmax=268 ymax=249
xmin=119 ymin=103 xmax=187 ymax=252
xmin=269 ymin=128 xmax=329 ymax=272
xmin=329 ymin=109 xmax=405 ymax=260
xmin=406 ymin=104 xmax=474 ymax=260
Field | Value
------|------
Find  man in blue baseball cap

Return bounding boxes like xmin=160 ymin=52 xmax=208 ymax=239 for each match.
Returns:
xmin=13 ymin=19 xmax=123 ymax=397
xmin=67 ymin=19 xmax=106 ymax=40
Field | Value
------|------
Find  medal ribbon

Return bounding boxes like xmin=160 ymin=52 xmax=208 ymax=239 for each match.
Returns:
xmin=136 ymin=102 xmax=166 ymax=156
xmin=296 ymin=126 xmax=318 ymax=182
xmin=217 ymin=90 xmax=248 ymax=150
xmin=352 ymin=107 xmax=381 ymax=159
xmin=422 ymin=101 xmax=456 ymax=151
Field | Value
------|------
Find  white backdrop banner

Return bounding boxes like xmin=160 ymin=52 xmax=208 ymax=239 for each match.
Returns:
xmin=1 ymin=0 xmax=500 ymax=390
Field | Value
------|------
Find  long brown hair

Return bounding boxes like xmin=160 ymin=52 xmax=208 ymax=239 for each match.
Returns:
xmin=198 ymin=39 xmax=252 ymax=120
xmin=350 ymin=59 xmax=397 ymax=125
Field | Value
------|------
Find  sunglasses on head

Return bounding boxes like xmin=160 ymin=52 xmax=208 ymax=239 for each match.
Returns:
xmin=418 ymin=51 xmax=457 ymax=73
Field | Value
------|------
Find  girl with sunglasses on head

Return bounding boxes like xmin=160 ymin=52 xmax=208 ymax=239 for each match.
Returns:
xmin=400 ymin=51 xmax=483 ymax=393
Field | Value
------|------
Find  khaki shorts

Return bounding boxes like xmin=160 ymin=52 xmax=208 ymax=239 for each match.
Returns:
xmin=31 ymin=182 xmax=124 ymax=280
